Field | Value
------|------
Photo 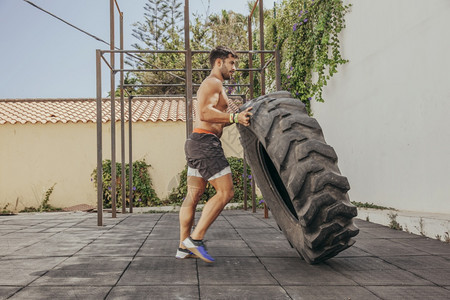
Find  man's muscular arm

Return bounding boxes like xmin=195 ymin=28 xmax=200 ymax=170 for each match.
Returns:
xmin=198 ymin=78 xmax=252 ymax=126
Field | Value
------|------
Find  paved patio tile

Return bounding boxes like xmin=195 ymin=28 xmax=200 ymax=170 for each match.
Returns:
xmin=29 ymin=269 xmax=123 ymax=286
xmin=394 ymin=237 xmax=450 ymax=255
xmin=381 ymin=255 xmax=450 ymax=270
xmin=333 ymin=244 xmax=372 ymax=257
xmin=407 ymin=268 xmax=450 ymax=285
xmin=1 ymin=211 xmax=448 ymax=299
xmin=260 ymin=257 xmax=356 ymax=286
xmin=136 ymin=239 xmax=179 ymax=256
xmin=284 ymin=286 xmax=381 ymax=300
xmin=245 ymin=239 xmax=299 ymax=257
xmin=107 ymin=285 xmax=199 ymax=299
xmin=198 ymin=257 xmax=277 ymax=285
xmin=354 ymin=238 xmax=429 ymax=256
xmin=117 ymin=257 xmax=198 ymax=285
xmin=339 ymin=269 xmax=433 ymax=286
xmin=0 ymin=286 xmax=21 ymax=299
xmin=201 ymin=285 xmax=290 ymax=299
xmin=366 ymin=286 xmax=450 ymax=299
xmin=325 ymin=257 xmax=399 ymax=271
xmin=205 ymin=239 xmax=254 ymax=257
xmin=75 ymin=243 xmax=140 ymax=257
xmin=9 ymin=286 xmax=111 ymax=299
xmin=366 ymin=227 xmax=422 ymax=239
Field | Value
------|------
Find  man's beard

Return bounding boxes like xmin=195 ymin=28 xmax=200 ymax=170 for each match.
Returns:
xmin=221 ymin=66 xmax=232 ymax=80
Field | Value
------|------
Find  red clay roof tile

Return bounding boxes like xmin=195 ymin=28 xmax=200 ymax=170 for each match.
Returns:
xmin=0 ymin=97 xmax=243 ymax=125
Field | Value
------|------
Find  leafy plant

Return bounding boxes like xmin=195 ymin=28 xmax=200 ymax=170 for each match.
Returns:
xmin=1 ymin=203 xmax=14 ymax=215
xmin=165 ymin=156 xmax=253 ymax=205
xmin=266 ymin=0 xmax=351 ymax=113
xmin=91 ymin=159 xmax=160 ymax=208
xmin=388 ymin=212 xmax=403 ymax=231
xmin=20 ymin=183 xmax=61 ymax=213
xmin=351 ymin=201 xmax=396 ymax=210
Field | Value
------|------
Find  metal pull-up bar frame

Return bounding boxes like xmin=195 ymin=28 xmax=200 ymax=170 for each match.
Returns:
xmin=96 ymin=0 xmax=278 ymax=226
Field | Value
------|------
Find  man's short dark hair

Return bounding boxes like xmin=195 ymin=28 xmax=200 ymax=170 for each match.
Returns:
xmin=209 ymin=46 xmax=238 ymax=68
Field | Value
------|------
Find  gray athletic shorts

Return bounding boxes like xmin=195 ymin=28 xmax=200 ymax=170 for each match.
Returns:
xmin=184 ymin=132 xmax=231 ymax=181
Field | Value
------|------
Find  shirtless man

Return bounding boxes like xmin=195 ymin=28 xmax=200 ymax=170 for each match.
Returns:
xmin=176 ymin=46 xmax=253 ymax=263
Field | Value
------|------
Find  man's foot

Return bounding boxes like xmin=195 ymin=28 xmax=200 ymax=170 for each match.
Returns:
xmin=182 ymin=237 xmax=215 ymax=263
xmin=175 ymin=248 xmax=198 ymax=259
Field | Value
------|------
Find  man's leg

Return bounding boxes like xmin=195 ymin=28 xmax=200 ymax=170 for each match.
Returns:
xmin=179 ymin=176 xmax=207 ymax=248
xmin=190 ymin=173 xmax=234 ymax=241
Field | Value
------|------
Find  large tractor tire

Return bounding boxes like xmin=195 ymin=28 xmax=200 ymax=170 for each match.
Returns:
xmin=237 ymin=91 xmax=359 ymax=264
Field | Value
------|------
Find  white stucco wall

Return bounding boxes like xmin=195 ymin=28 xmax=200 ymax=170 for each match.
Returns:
xmin=0 ymin=121 xmax=243 ymax=211
xmin=311 ymin=0 xmax=450 ymax=214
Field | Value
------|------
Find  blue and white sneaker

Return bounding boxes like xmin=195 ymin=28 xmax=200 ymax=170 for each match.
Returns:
xmin=175 ymin=248 xmax=198 ymax=259
xmin=182 ymin=237 xmax=215 ymax=263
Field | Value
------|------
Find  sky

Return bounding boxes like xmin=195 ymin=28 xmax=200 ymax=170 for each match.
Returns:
xmin=0 ymin=0 xmax=276 ymax=99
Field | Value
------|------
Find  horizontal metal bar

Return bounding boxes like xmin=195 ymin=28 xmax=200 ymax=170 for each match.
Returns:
xmin=192 ymin=68 xmax=262 ymax=72
xmin=113 ymin=68 xmax=262 ymax=73
xmin=101 ymin=49 xmax=187 ymax=54
xmin=123 ymin=83 xmax=185 ymax=87
xmin=191 ymin=50 xmax=275 ymax=54
xmin=115 ymin=69 xmax=186 ymax=72
xmin=130 ymin=94 xmax=186 ymax=98
xmin=192 ymin=84 xmax=251 ymax=87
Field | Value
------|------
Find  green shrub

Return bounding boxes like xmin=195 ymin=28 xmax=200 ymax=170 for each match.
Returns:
xmin=165 ymin=156 xmax=253 ymax=205
xmin=91 ymin=159 xmax=160 ymax=208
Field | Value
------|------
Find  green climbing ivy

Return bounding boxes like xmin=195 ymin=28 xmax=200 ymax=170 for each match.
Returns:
xmin=266 ymin=0 xmax=351 ymax=113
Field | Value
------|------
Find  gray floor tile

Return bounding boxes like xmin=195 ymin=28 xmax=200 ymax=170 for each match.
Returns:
xmin=75 ymin=244 xmax=140 ymax=256
xmin=326 ymin=257 xmax=399 ymax=271
xmin=206 ymin=239 xmax=254 ymax=257
xmin=284 ymin=286 xmax=381 ymax=300
xmin=245 ymin=239 xmax=300 ymax=257
xmin=198 ymin=257 xmax=277 ymax=285
xmin=340 ymin=269 xmax=433 ymax=286
xmin=260 ymin=257 xmax=356 ymax=286
xmin=107 ymin=285 xmax=199 ymax=299
xmin=395 ymin=237 xmax=450 ymax=255
xmin=30 ymin=269 xmax=123 ymax=286
xmin=382 ymin=255 xmax=450 ymax=270
xmin=408 ymin=268 xmax=450 ymax=285
xmin=355 ymin=238 xmax=429 ymax=256
xmin=137 ymin=239 xmax=179 ymax=256
xmin=2 ymin=211 xmax=449 ymax=300
xmin=117 ymin=257 xmax=198 ymax=285
xmin=367 ymin=227 xmax=422 ymax=239
xmin=201 ymin=285 xmax=290 ymax=300
xmin=9 ymin=286 xmax=111 ymax=300
xmin=57 ymin=256 xmax=132 ymax=271
xmin=333 ymin=244 xmax=372 ymax=257
xmin=366 ymin=286 xmax=450 ymax=300
xmin=0 ymin=286 xmax=21 ymax=299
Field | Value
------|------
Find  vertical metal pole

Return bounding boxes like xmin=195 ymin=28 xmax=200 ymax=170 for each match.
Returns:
xmin=110 ymin=0 xmax=117 ymax=218
xmin=128 ymin=96 xmax=133 ymax=213
xmin=259 ymin=0 xmax=268 ymax=217
xmin=243 ymin=153 xmax=248 ymax=211
xmin=248 ymin=17 xmax=254 ymax=100
xmin=96 ymin=50 xmax=103 ymax=226
xmin=120 ymin=12 xmax=126 ymax=214
xmin=259 ymin=0 xmax=265 ymax=96
xmin=275 ymin=49 xmax=281 ymax=91
xmin=184 ymin=0 xmax=193 ymax=138
xmin=243 ymin=93 xmax=248 ymax=210
xmin=245 ymin=16 xmax=254 ymax=212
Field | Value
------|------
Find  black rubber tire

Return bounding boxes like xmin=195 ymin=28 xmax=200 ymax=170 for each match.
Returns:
xmin=237 ymin=91 xmax=359 ymax=264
